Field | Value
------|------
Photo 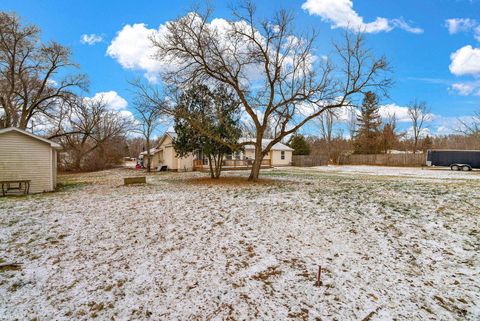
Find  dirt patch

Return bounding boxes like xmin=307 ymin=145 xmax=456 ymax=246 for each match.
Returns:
xmin=0 ymin=262 xmax=22 ymax=272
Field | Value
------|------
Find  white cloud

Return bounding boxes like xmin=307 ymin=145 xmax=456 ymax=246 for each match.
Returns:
xmin=86 ymin=91 xmax=128 ymax=111
xmin=106 ymin=23 xmax=167 ymax=82
xmin=107 ymin=15 xmax=313 ymax=85
xmin=451 ymin=81 xmax=480 ymax=96
xmin=119 ymin=109 xmax=134 ymax=119
xmin=47 ymin=79 xmax=58 ymax=87
xmin=445 ymin=18 xmax=480 ymax=41
xmin=447 ymin=20 xmax=480 ymax=96
xmin=445 ymin=18 xmax=477 ymax=34
xmin=449 ymin=45 xmax=480 ymax=76
xmin=475 ymin=25 xmax=480 ymax=42
xmin=391 ymin=18 xmax=424 ymax=34
xmin=301 ymin=0 xmax=422 ymax=34
xmin=378 ymin=104 xmax=411 ymax=122
xmin=80 ymin=33 xmax=103 ymax=45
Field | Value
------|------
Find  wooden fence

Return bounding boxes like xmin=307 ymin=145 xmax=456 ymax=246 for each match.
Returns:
xmin=292 ymin=155 xmax=329 ymax=167
xmin=338 ymin=153 xmax=426 ymax=167
xmin=193 ymin=158 xmax=271 ymax=170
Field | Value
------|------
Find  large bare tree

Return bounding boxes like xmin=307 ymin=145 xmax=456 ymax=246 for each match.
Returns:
xmin=137 ymin=3 xmax=391 ymax=180
xmin=0 ymin=12 xmax=87 ymax=129
xmin=317 ymin=110 xmax=337 ymax=160
xmin=132 ymin=96 xmax=164 ymax=172
xmin=407 ymin=99 xmax=431 ymax=153
xmin=50 ymin=97 xmax=131 ymax=170
xmin=457 ymin=110 xmax=480 ymax=138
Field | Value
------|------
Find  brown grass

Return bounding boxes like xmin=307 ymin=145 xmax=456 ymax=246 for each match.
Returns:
xmin=184 ymin=176 xmax=283 ymax=186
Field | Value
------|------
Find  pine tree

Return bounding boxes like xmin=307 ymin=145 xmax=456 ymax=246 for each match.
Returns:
xmin=290 ymin=135 xmax=311 ymax=155
xmin=354 ymin=92 xmax=382 ymax=154
xmin=173 ymin=84 xmax=242 ymax=179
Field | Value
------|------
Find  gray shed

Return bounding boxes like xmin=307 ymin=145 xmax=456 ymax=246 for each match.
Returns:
xmin=0 ymin=127 xmax=61 ymax=193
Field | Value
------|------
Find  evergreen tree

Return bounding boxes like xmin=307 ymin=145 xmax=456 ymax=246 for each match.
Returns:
xmin=173 ymin=84 xmax=242 ymax=179
xmin=421 ymin=135 xmax=433 ymax=153
xmin=290 ymin=135 xmax=311 ymax=155
xmin=354 ymin=92 xmax=382 ymax=154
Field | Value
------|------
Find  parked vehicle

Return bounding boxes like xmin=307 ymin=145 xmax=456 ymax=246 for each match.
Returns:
xmin=426 ymin=149 xmax=480 ymax=171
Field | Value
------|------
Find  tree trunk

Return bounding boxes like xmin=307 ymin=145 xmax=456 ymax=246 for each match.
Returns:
xmin=73 ymin=153 xmax=82 ymax=171
xmin=207 ymin=155 xmax=215 ymax=179
xmin=248 ymin=142 xmax=264 ymax=181
xmin=214 ymin=153 xmax=223 ymax=179
xmin=146 ymin=139 xmax=151 ymax=172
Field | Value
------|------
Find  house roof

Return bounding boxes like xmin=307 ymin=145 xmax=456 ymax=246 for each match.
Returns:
xmin=139 ymin=131 xmax=293 ymax=157
xmin=139 ymin=146 xmax=161 ymax=156
xmin=0 ymin=127 xmax=62 ymax=149
xmin=239 ymin=138 xmax=294 ymax=151
xmin=157 ymin=132 xmax=176 ymax=146
xmin=139 ymin=147 xmax=160 ymax=156
xmin=139 ymin=132 xmax=177 ymax=157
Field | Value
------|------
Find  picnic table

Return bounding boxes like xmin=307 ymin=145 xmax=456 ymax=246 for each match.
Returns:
xmin=0 ymin=180 xmax=31 ymax=196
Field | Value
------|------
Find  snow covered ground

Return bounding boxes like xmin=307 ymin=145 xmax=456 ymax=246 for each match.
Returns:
xmin=0 ymin=166 xmax=479 ymax=320
xmin=306 ymin=165 xmax=480 ymax=180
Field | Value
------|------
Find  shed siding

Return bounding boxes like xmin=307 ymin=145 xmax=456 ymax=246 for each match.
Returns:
xmin=271 ymin=150 xmax=292 ymax=166
xmin=52 ymin=149 xmax=57 ymax=187
xmin=0 ymin=131 xmax=53 ymax=193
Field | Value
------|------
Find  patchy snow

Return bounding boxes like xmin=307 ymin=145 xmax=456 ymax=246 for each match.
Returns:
xmin=304 ymin=165 xmax=480 ymax=180
xmin=0 ymin=167 xmax=479 ymax=320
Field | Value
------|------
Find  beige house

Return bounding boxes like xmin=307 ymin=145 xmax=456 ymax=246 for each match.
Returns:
xmin=140 ymin=132 xmax=293 ymax=171
xmin=0 ymin=127 xmax=61 ymax=193
xmin=241 ymin=138 xmax=293 ymax=167
xmin=140 ymin=132 xmax=194 ymax=171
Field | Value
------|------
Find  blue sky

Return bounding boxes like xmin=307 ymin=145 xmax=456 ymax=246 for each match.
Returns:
xmin=2 ymin=0 xmax=480 ymax=136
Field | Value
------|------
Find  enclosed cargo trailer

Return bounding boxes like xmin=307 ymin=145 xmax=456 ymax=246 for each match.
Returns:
xmin=426 ymin=149 xmax=480 ymax=171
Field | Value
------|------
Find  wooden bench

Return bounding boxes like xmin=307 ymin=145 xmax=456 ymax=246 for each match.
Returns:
xmin=0 ymin=180 xmax=31 ymax=196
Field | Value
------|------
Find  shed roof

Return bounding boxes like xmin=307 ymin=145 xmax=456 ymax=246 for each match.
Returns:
xmin=0 ymin=127 xmax=62 ymax=149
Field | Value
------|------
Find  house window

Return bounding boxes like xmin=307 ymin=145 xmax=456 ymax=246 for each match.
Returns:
xmin=281 ymin=151 xmax=285 ymax=160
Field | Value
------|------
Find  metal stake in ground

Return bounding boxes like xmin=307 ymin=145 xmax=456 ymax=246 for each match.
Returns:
xmin=315 ymin=266 xmax=322 ymax=286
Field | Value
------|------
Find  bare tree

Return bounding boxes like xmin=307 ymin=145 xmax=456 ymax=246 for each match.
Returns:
xmin=347 ymin=107 xmax=358 ymax=141
xmin=407 ymin=100 xmax=431 ymax=153
xmin=380 ymin=113 xmax=399 ymax=154
xmin=132 ymin=96 xmax=164 ymax=172
xmin=52 ymin=97 xmax=131 ymax=170
xmin=126 ymin=137 xmax=147 ymax=159
xmin=137 ymin=3 xmax=390 ymax=180
xmin=0 ymin=12 xmax=87 ymax=129
xmin=317 ymin=110 xmax=337 ymax=161
xmin=457 ymin=110 xmax=480 ymax=138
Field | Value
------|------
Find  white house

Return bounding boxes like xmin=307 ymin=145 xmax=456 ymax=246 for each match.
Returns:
xmin=0 ymin=127 xmax=61 ymax=193
xmin=139 ymin=132 xmax=293 ymax=171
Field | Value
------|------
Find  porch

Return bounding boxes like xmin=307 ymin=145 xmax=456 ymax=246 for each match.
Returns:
xmin=193 ymin=158 xmax=272 ymax=171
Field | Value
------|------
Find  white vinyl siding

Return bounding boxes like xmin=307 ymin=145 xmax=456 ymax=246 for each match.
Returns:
xmin=271 ymin=150 xmax=292 ymax=166
xmin=0 ymin=131 xmax=57 ymax=193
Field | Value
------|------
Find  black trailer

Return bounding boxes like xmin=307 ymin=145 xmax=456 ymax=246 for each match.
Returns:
xmin=426 ymin=149 xmax=480 ymax=171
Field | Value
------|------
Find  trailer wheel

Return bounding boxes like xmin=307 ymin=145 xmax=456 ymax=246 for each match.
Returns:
xmin=461 ymin=165 xmax=472 ymax=171
xmin=451 ymin=164 xmax=460 ymax=171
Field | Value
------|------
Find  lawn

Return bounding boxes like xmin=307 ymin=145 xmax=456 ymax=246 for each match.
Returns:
xmin=0 ymin=166 xmax=479 ymax=320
